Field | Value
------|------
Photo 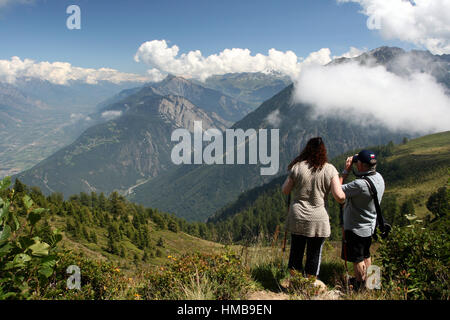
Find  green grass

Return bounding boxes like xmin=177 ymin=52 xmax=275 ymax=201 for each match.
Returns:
xmin=380 ymin=131 xmax=450 ymax=217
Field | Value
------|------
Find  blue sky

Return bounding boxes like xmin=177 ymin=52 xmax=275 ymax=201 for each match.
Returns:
xmin=0 ymin=0 xmax=416 ymax=75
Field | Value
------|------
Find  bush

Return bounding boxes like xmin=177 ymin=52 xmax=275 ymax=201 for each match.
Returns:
xmin=39 ymin=251 xmax=132 ymax=300
xmin=139 ymin=249 xmax=252 ymax=300
xmin=377 ymin=219 xmax=449 ymax=300
xmin=286 ymin=271 xmax=320 ymax=298
xmin=0 ymin=177 xmax=62 ymax=299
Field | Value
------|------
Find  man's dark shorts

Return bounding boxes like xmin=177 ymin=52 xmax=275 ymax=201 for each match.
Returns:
xmin=341 ymin=230 xmax=372 ymax=263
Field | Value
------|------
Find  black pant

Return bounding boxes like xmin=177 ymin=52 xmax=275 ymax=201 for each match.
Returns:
xmin=288 ymin=234 xmax=325 ymax=276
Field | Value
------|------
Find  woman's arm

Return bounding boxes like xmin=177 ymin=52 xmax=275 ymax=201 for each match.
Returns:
xmin=331 ymin=175 xmax=346 ymax=204
xmin=282 ymin=176 xmax=294 ymax=195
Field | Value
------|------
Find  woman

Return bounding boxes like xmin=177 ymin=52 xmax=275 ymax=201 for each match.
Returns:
xmin=282 ymin=137 xmax=345 ymax=278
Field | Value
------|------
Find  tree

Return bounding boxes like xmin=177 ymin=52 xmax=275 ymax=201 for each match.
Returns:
xmin=399 ymin=199 xmax=415 ymax=226
xmin=168 ymin=220 xmax=179 ymax=233
xmin=426 ymin=186 xmax=449 ymax=219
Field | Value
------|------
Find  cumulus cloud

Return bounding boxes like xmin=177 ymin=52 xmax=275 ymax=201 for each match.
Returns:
xmin=101 ymin=110 xmax=122 ymax=120
xmin=134 ymin=40 xmax=349 ymax=81
xmin=146 ymin=68 xmax=166 ymax=82
xmin=0 ymin=56 xmax=149 ymax=85
xmin=338 ymin=0 xmax=450 ymax=54
xmin=292 ymin=61 xmax=450 ymax=134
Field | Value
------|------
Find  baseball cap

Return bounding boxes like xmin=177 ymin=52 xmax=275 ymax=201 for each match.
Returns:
xmin=352 ymin=149 xmax=377 ymax=165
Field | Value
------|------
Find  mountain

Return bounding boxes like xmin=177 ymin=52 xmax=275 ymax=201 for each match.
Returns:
xmin=206 ymin=131 xmax=450 ymax=243
xmin=0 ymin=78 xmax=147 ymax=177
xmin=331 ymin=46 xmax=450 ymax=87
xmin=128 ymin=47 xmax=450 ymax=222
xmin=128 ymin=84 xmax=411 ymax=221
xmin=147 ymin=74 xmax=253 ymax=123
xmin=13 ymin=86 xmax=229 ymax=196
xmin=202 ymin=72 xmax=292 ymax=108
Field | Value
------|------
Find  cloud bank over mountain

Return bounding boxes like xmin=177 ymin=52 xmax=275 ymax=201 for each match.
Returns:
xmin=292 ymin=60 xmax=450 ymax=134
xmin=134 ymin=39 xmax=364 ymax=81
xmin=338 ymin=0 xmax=450 ymax=54
xmin=0 ymin=56 xmax=149 ymax=85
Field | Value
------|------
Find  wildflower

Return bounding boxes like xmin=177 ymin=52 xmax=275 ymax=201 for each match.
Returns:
xmin=114 ymin=268 xmax=121 ymax=273
xmin=134 ymin=293 xmax=141 ymax=299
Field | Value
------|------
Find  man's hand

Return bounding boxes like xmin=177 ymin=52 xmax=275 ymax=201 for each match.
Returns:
xmin=345 ymin=156 xmax=353 ymax=171
xmin=339 ymin=156 xmax=353 ymax=184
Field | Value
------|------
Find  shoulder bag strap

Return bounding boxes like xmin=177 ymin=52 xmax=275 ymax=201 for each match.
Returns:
xmin=362 ymin=176 xmax=386 ymax=233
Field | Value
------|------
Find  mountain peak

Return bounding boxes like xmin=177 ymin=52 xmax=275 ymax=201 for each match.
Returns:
xmin=161 ymin=74 xmax=191 ymax=84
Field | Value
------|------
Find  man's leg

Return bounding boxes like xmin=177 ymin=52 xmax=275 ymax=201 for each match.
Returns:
xmin=364 ymin=257 xmax=371 ymax=270
xmin=354 ymin=260 xmax=367 ymax=282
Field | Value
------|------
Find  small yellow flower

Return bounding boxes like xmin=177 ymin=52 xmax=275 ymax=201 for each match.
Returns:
xmin=134 ymin=293 xmax=141 ymax=299
xmin=114 ymin=268 xmax=120 ymax=273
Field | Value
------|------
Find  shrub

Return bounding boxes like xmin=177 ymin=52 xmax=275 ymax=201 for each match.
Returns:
xmin=0 ymin=177 xmax=62 ymax=299
xmin=377 ymin=219 xmax=449 ymax=300
xmin=286 ymin=271 xmax=320 ymax=299
xmin=139 ymin=249 xmax=252 ymax=300
xmin=39 ymin=251 xmax=132 ymax=300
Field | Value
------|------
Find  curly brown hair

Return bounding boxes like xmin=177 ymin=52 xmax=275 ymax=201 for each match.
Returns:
xmin=287 ymin=137 xmax=328 ymax=172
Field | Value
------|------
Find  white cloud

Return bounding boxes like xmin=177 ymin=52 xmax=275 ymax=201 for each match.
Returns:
xmin=338 ymin=0 xmax=450 ymax=54
xmin=146 ymin=68 xmax=166 ymax=82
xmin=70 ymin=113 xmax=92 ymax=123
xmin=0 ymin=56 xmax=149 ymax=85
xmin=134 ymin=40 xmax=341 ymax=81
xmin=334 ymin=46 xmax=367 ymax=59
xmin=265 ymin=109 xmax=282 ymax=127
xmin=101 ymin=110 xmax=122 ymax=120
xmin=292 ymin=61 xmax=450 ymax=134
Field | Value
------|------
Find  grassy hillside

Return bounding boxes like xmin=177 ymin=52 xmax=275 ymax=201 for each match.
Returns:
xmin=5 ymin=180 xmax=224 ymax=277
xmin=379 ymin=131 xmax=450 ymax=217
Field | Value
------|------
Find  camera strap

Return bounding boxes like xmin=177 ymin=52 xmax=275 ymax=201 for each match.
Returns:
xmin=361 ymin=175 xmax=386 ymax=233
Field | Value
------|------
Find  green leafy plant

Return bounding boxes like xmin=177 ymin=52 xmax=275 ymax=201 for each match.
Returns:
xmin=286 ymin=271 xmax=321 ymax=299
xmin=0 ymin=177 xmax=62 ymax=299
xmin=377 ymin=217 xmax=449 ymax=300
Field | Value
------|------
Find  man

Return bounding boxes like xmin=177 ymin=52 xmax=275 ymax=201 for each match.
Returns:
xmin=339 ymin=149 xmax=385 ymax=290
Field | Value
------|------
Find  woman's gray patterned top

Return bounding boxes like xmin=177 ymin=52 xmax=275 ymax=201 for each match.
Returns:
xmin=286 ymin=160 xmax=339 ymax=238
